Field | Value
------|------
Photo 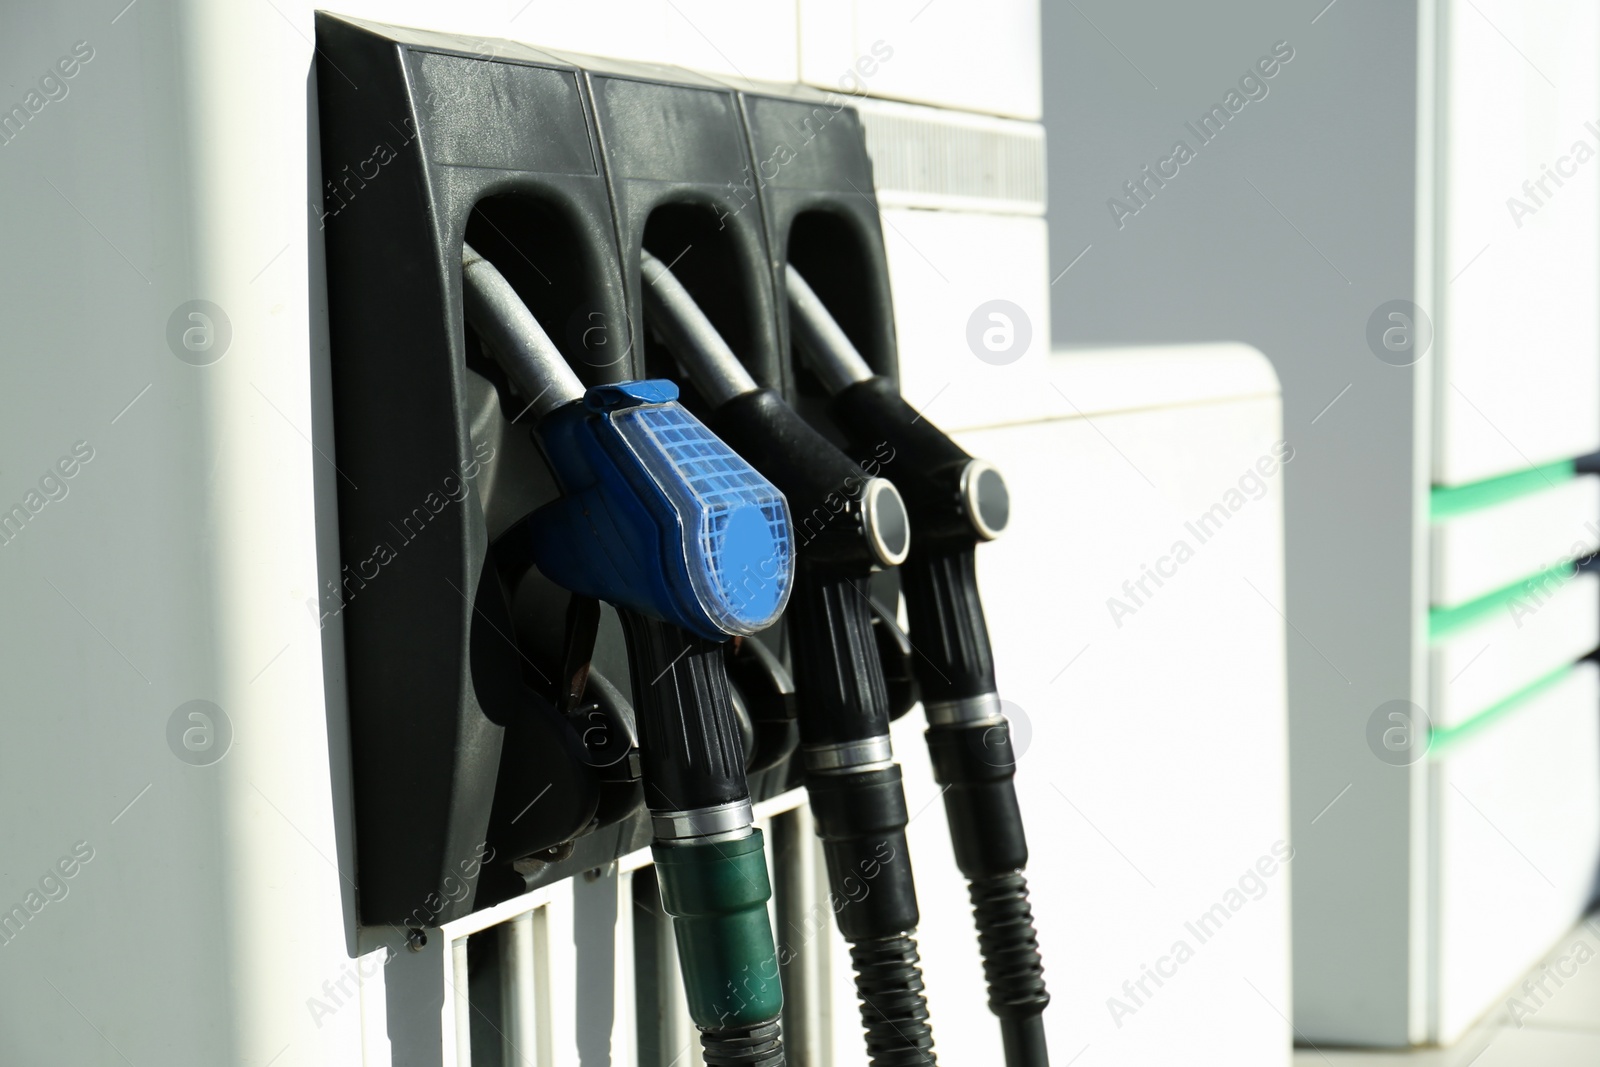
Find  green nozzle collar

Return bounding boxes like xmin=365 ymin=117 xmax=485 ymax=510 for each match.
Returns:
xmin=653 ymin=831 xmax=784 ymax=1029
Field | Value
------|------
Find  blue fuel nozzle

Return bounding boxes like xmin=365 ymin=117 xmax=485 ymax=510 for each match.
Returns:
xmin=527 ymin=379 xmax=793 ymax=642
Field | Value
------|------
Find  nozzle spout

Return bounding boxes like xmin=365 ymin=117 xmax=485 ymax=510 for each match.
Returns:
xmin=785 ymin=264 xmax=875 ymax=394
xmin=640 ymin=249 xmax=760 ymax=406
xmin=461 ymin=241 xmax=585 ymax=420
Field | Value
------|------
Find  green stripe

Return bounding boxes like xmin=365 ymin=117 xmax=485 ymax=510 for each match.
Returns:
xmin=1430 ymin=461 xmax=1574 ymax=521
xmin=1428 ymin=564 xmax=1577 ymax=642
xmin=1428 ymin=664 xmax=1575 ymax=757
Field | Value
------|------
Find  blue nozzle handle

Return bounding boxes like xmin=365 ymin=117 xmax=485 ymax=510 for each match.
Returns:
xmin=527 ymin=382 xmax=793 ymax=641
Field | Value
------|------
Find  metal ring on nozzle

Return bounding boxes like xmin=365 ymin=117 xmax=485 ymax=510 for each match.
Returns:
xmin=862 ymin=477 xmax=911 ymax=567
xmin=651 ymin=798 xmax=756 ymax=843
xmin=961 ymin=459 xmax=1010 ymax=542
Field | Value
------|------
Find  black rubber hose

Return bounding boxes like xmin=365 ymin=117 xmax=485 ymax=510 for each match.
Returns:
xmin=1000 ymin=1016 xmax=1050 ymax=1067
xmin=972 ymin=871 xmax=1050 ymax=1062
xmin=850 ymin=936 xmax=937 ymax=1066
xmin=700 ymin=1019 xmax=785 ymax=1067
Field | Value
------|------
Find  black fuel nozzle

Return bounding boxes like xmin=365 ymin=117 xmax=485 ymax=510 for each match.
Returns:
xmin=788 ymin=263 xmax=1010 ymax=553
xmin=641 ymin=249 xmax=938 ymax=1067
xmin=464 ymin=243 xmax=788 ymax=1067
xmin=641 ymin=249 xmax=909 ymax=572
xmin=787 ymin=263 xmax=1051 ymax=1067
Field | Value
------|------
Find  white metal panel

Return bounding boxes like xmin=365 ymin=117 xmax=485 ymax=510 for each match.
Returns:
xmin=0 ymin=1 xmax=363 ymax=1061
xmin=1431 ymin=476 xmax=1600 ymax=607
xmin=800 ymin=0 xmax=1041 ymax=119
xmin=1435 ymin=0 xmax=1600 ymax=484
xmin=501 ymin=912 xmax=540 ymax=1065
xmin=876 ymin=348 xmax=1292 ymax=1066
xmin=611 ymin=870 xmax=641 ymax=1066
xmin=797 ymin=0 xmax=857 ymax=97
xmin=451 ymin=937 xmax=473 ymax=1064
xmin=362 ymin=946 xmax=396 ymax=1064
xmin=1429 ymin=571 xmax=1599 ymax=730
xmin=539 ymin=886 xmax=581 ymax=1067
xmin=879 ymin=208 xmax=1052 ymax=433
xmin=1435 ymin=662 xmax=1600 ymax=1042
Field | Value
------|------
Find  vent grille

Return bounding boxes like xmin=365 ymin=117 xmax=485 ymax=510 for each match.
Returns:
xmin=430 ymin=802 xmax=829 ymax=1066
xmin=857 ymin=106 xmax=1046 ymax=214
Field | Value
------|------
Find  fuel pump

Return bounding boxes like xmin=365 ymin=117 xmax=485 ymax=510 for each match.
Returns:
xmin=785 ymin=264 xmax=1051 ymax=1067
xmin=640 ymin=249 xmax=939 ymax=1067
xmin=463 ymin=243 xmax=790 ymax=1067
